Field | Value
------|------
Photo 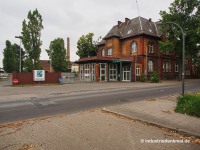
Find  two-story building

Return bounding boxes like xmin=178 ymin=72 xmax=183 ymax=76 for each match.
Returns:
xmin=76 ymin=16 xmax=192 ymax=82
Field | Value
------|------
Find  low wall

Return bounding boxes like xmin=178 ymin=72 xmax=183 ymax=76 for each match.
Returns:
xmin=13 ymin=71 xmax=61 ymax=84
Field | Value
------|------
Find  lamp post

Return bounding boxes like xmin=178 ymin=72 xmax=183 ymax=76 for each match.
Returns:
xmin=158 ymin=22 xmax=185 ymax=96
xmin=15 ymin=36 xmax=22 ymax=72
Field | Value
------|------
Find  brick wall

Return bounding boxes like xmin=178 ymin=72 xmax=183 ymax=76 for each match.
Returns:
xmin=12 ymin=71 xmax=61 ymax=85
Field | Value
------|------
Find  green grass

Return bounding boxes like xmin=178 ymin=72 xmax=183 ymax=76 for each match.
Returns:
xmin=175 ymin=93 xmax=200 ymax=117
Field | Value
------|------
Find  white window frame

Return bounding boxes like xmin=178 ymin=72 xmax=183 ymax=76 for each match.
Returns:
xmin=131 ymin=42 xmax=137 ymax=53
xmin=108 ymin=48 xmax=112 ymax=56
xmin=101 ymin=49 xmax=105 ymax=56
xmin=148 ymin=60 xmax=153 ymax=72
xmin=163 ymin=62 xmax=165 ymax=72
xmin=84 ymin=64 xmax=90 ymax=81
xmin=109 ymin=64 xmax=117 ymax=81
xmin=136 ymin=65 xmax=140 ymax=76
xmin=148 ymin=43 xmax=154 ymax=53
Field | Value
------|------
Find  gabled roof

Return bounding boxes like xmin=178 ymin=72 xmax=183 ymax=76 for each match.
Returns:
xmin=99 ymin=17 xmax=160 ymax=45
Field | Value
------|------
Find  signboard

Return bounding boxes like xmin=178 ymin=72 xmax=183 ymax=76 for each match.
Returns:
xmin=33 ymin=70 xmax=45 ymax=81
xmin=112 ymin=59 xmax=122 ymax=63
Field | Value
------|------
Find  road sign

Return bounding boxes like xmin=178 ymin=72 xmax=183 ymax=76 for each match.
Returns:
xmin=13 ymin=79 xmax=19 ymax=85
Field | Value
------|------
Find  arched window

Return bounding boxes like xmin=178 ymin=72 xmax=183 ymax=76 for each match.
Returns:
xmin=131 ymin=42 xmax=137 ymax=53
xmin=136 ymin=66 xmax=140 ymax=76
xmin=101 ymin=49 xmax=105 ymax=56
xmin=108 ymin=48 xmax=112 ymax=56
xmin=148 ymin=60 xmax=153 ymax=72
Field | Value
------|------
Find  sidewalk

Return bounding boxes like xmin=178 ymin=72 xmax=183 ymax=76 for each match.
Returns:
xmin=103 ymin=94 xmax=200 ymax=138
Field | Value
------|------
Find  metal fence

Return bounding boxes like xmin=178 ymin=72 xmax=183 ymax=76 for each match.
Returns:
xmin=0 ymin=73 xmax=13 ymax=86
xmin=60 ymin=72 xmax=80 ymax=84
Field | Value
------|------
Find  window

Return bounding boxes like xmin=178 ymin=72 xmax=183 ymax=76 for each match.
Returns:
xmin=131 ymin=42 xmax=137 ymax=53
xmin=108 ymin=48 xmax=112 ymax=56
xmin=163 ymin=62 xmax=165 ymax=72
xmin=109 ymin=64 xmax=117 ymax=81
xmin=148 ymin=43 xmax=154 ymax=53
xmin=175 ymin=63 xmax=179 ymax=72
xmin=84 ymin=64 xmax=90 ymax=81
xmin=148 ymin=60 xmax=153 ymax=72
xmin=136 ymin=66 xmax=140 ymax=76
xmin=101 ymin=49 xmax=105 ymax=56
xmin=127 ymin=30 xmax=133 ymax=35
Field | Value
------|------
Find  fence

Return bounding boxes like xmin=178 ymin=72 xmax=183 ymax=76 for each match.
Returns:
xmin=0 ymin=73 xmax=13 ymax=86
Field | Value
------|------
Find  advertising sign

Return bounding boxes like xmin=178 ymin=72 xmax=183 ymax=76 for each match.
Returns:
xmin=33 ymin=70 xmax=45 ymax=81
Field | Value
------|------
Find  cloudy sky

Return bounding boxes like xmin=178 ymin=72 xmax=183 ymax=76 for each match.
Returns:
xmin=0 ymin=0 xmax=174 ymax=68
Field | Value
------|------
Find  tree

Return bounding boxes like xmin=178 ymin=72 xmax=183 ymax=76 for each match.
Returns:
xmin=3 ymin=40 xmax=18 ymax=73
xmin=160 ymin=0 xmax=200 ymax=58
xmin=76 ymin=33 xmax=97 ymax=58
xmin=46 ymin=38 xmax=68 ymax=72
xmin=2 ymin=41 xmax=25 ymax=73
xmin=21 ymin=9 xmax=43 ymax=72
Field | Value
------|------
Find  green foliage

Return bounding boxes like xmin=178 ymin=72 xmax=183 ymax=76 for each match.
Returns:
xmin=46 ymin=38 xmax=68 ymax=72
xmin=3 ymin=40 xmax=18 ymax=73
xmin=159 ymin=41 xmax=175 ymax=53
xmin=175 ymin=93 xmax=200 ymax=117
xmin=140 ymin=74 xmax=147 ymax=82
xmin=76 ymin=33 xmax=97 ymax=58
xmin=150 ymin=71 xmax=160 ymax=83
xmin=21 ymin=9 xmax=43 ymax=72
xmin=160 ymin=0 xmax=200 ymax=58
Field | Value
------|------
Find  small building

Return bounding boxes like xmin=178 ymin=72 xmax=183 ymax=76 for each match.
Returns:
xmin=71 ymin=62 xmax=79 ymax=73
xmin=40 ymin=60 xmax=54 ymax=72
xmin=75 ymin=16 xmax=193 ymax=82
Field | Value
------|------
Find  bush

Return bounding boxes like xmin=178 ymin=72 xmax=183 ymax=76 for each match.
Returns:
xmin=150 ymin=71 xmax=160 ymax=83
xmin=140 ymin=74 xmax=147 ymax=82
xmin=175 ymin=94 xmax=200 ymax=117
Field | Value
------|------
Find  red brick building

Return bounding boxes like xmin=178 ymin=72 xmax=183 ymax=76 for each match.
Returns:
xmin=76 ymin=17 xmax=193 ymax=82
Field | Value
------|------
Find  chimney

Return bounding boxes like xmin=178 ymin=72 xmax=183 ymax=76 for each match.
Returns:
xmin=117 ymin=21 xmax=122 ymax=28
xmin=125 ymin=18 xmax=130 ymax=25
xmin=148 ymin=18 xmax=152 ymax=22
xmin=67 ymin=37 xmax=70 ymax=63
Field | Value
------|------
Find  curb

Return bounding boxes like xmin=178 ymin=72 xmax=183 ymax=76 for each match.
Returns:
xmin=102 ymin=108 xmax=200 ymax=140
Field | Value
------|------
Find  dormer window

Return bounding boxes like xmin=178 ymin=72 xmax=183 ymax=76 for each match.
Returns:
xmin=127 ymin=30 xmax=133 ymax=35
xmin=148 ymin=28 xmax=153 ymax=33
xmin=131 ymin=42 xmax=137 ymax=53
xmin=101 ymin=49 xmax=105 ymax=56
xmin=108 ymin=48 xmax=113 ymax=56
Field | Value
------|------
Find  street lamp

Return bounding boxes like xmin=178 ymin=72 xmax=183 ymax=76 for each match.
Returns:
xmin=157 ymin=22 xmax=185 ymax=96
xmin=15 ymin=36 xmax=22 ymax=72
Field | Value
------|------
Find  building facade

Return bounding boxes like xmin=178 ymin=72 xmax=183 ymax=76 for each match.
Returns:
xmin=76 ymin=17 xmax=193 ymax=82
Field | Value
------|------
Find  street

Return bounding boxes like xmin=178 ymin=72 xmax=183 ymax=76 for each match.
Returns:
xmin=0 ymin=80 xmax=200 ymax=123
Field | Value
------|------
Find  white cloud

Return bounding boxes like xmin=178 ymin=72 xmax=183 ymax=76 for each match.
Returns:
xmin=0 ymin=0 xmax=173 ymax=68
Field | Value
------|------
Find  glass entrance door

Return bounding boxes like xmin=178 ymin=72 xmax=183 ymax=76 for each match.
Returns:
xmin=109 ymin=64 xmax=117 ymax=81
xmin=123 ymin=65 xmax=131 ymax=81
xmin=100 ymin=63 xmax=107 ymax=81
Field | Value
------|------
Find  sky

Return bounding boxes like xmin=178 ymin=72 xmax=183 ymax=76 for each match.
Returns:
xmin=0 ymin=0 xmax=174 ymax=68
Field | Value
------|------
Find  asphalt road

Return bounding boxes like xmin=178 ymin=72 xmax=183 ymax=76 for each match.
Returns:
xmin=0 ymin=82 xmax=200 ymax=124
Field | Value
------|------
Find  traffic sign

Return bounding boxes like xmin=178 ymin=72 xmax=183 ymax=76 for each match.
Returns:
xmin=13 ymin=79 xmax=19 ymax=85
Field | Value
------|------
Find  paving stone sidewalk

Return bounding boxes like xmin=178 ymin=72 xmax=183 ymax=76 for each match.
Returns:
xmin=0 ymin=110 xmax=199 ymax=150
xmin=103 ymin=95 xmax=200 ymax=138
